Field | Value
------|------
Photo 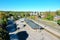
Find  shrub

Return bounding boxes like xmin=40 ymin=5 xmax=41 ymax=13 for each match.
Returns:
xmin=46 ymin=15 xmax=54 ymax=21
xmin=0 ymin=27 xmax=10 ymax=40
xmin=57 ymin=20 xmax=60 ymax=25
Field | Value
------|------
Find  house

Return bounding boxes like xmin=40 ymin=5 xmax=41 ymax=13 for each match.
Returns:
xmin=54 ymin=15 xmax=60 ymax=21
xmin=30 ymin=12 xmax=40 ymax=16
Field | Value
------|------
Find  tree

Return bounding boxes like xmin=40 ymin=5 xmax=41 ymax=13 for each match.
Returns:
xmin=56 ymin=10 xmax=60 ymax=16
xmin=46 ymin=15 xmax=54 ymax=20
xmin=0 ymin=27 xmax=10 ymax=40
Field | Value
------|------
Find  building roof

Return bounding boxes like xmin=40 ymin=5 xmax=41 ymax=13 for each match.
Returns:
xmin=54 ymin=16 xmax=60 ymax=18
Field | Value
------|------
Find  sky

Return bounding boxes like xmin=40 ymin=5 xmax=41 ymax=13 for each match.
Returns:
xmin=0 ymin=0 xmax=60 ymax=11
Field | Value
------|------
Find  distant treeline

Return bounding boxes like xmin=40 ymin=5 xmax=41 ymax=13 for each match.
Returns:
xmin=0 ymin=10 xmax=60 ymax=18
xmin=0 ymin=11 xmax=31 ymax=17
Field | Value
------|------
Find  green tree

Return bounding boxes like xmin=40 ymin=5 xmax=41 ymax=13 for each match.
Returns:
xmin=46 ymin=15 xmax=54 ymax=20
xmin=56 ymin=10 xmax=60 ymax=16
xmin=0 ymin=27 xmax=10 ymax=40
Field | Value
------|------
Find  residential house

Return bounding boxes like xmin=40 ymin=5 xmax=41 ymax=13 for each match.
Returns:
xmin=54 ymin=15 xmax=60 ymax=21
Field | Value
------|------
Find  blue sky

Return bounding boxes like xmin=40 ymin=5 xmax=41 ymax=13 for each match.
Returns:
xmin=0 ymin=0 xmax=60 ymax=11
